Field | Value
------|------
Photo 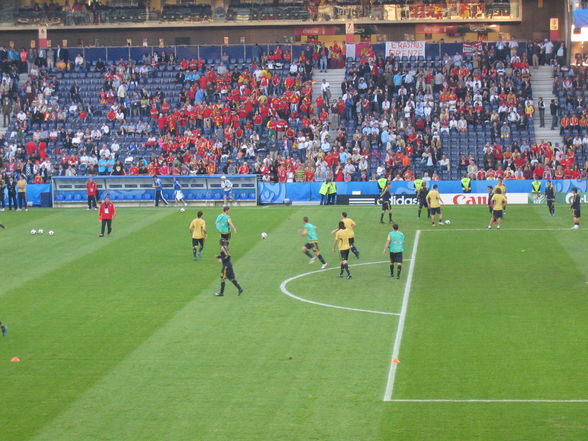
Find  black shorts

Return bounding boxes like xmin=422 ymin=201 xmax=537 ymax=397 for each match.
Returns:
xmin=221 ymin=264 xmax=235 ymax=280
xmin=339 ymin=249 xmax=350 ymax=261
xmin=381 ymin=201 xmax=391 ymax=211
xmin=305 ymin=241 xmax=319 ymax=251
xmin=430 ymin=207 xmax=441 ymax=215
xmin=418 ymin=200 xmax=427 ymax=208
xmin=220 ymin=232 xmax=232 ymax=241
xmin=192 ymin=238 xmax=205 ymax=247
xmin=389 ymin=252 xmax=403 ymax=263
xmin=492 ymin=210 xmax=503 ymax=220
xmin=573 ymin=208 xmax=581 ymax=218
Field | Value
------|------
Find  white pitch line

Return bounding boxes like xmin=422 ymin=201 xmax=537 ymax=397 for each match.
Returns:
xmin=383 ymin=229 xmax=421 ymax=402
xmin=279 ymin=260 xmax=412 ymax=316
xmin=419 ymin=228 xmax=577 ymax=232
xmin=390 ymin=399 xmax=588 ymax=403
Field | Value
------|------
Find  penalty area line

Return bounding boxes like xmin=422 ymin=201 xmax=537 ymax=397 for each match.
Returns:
xmin=279 ymin=260 xmax=412 ymax=316
xmin=383 ymin=229 xmax=421 ymax=402
xmin=389 ymin=399 xmax=588 ymax=403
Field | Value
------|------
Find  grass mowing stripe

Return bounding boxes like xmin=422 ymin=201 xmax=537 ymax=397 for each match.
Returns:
xmin=0 ymin=209 xmax=171 ymax=297
xmin=383 ymin=229 xmax=420 ymax=402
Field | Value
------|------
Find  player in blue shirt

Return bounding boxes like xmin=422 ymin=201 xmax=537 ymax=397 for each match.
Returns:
xmin=215 ymin=206 xmax=238 ymax=244
xmin=173 ymin=178 xmax=188 ymax=207
xmin=298 ymin=216 xmax=328 ymax=269
xmin=383 ymin=223 xmax=405 ymax=279
xmin=153 ymin=175 xmax=169 ymax=207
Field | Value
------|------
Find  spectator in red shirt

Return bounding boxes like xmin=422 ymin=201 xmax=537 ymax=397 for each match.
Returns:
xmin=25 ymin=141 xmax=36 ymax=157
xmin=238 ymin=163 xmax=250 ymax=174
xmin=38 ymin=141 xmax=47 ymax=160
xmin=98 ymin=195 xmax=116 ymax=237
xmin=86 ymin=177 xmax=98 ymax=210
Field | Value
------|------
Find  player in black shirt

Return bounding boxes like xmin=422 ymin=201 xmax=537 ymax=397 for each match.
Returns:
xmin=417 ymin=182 xmax=429 ymax=219
xmin=379 ymin=182 xmax=393 ymax=224
xmin=570 ymin=187 xmax=581 ymax=229
xmin=214 ymin=239 xmax=244 ymax=296
xmin=544 ymin=180 xmax=556 ymax=216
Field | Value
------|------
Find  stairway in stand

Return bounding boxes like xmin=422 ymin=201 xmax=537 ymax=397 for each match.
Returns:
xmin=1 ymin=73 xmax=29 ymax=136
xmin=532 ymin=65 xmax=561 ymax=146
xmin=312 ymin=68 xmax=346 ymax=136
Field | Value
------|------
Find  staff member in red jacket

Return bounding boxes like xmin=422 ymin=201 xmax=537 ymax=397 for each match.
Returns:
xmin=86 ymin=177 xmax=98 ymax=210
xmin=98 ymin=195 xmax=116 ymax=237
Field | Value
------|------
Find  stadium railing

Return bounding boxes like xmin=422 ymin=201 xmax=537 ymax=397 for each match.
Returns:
xmin=40 ymin=42 xmax=531 ymax=66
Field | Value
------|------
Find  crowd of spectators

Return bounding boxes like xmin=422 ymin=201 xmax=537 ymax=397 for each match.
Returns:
xmin=0 ymin=38 xmax=587 ymax=189
xmin=334 ymin=37 xmax=587 ymax=181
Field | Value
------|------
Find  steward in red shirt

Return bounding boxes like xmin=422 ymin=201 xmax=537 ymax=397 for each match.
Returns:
xmin=86 ymin=177 xmax=98 ymax=209
xmin=98 ymin=195 xmax=116 ymax=237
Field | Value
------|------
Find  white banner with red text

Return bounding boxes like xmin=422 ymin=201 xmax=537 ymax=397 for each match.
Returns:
xmin=440 ymin=193 xmax=529 ymax=205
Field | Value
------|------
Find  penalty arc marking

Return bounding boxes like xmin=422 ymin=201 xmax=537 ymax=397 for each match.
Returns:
xmin=279 ymin=260 xmax=413 ymax=316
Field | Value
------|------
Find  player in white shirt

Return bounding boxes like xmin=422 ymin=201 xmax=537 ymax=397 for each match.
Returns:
xmin=220 ymin=176 xmax=234 ymax=205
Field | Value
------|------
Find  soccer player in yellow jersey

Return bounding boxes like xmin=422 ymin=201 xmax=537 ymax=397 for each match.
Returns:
xmin=488 ymin=188 xmax=507 ymax=229
xmin=189 ymin=210 xmax=207 ymax=260
xmin=494 ymin=177 xmax=507 ymax=212
xmin=494 ymin=177 xmax=507 ymax=196
xmin=340 ymin=212 xmax=360 ymax=259
xmin=333 ymin=221 xmax=353 ymax=279
xmin=426 ymin=184 xmax=444 ymax=226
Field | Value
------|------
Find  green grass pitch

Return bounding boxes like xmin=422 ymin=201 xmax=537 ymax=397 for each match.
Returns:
xmin=1 ymin=203 xmax=587 ymax=441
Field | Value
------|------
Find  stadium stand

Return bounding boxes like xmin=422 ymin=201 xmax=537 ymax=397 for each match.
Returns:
xmin=1 ymin=39 xmax=587 ymax=186
xmin=552 ymin=64 xmax=588 ymax=179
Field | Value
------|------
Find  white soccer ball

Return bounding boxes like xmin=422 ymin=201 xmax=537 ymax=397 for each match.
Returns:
xmin=38 ymin=228 xmax=44 ymax=234
xmin=48 ymin=230 xmax=54 ymax=236
xmin=30 ymin=229 xmax=37 ymax=235
xmin=261 ymin=232 xmax=268 ymax=239
xmin=444 ymin=220 xmax=451 ymax=225
xmin=179 ymin=208 xmax=186 ymax=213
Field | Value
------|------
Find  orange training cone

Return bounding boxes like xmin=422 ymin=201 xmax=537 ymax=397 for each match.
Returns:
xmin=391 ymin=358 xmax=400 ymax=364
xmin=11 ymin=357 xmax=20 ymax=362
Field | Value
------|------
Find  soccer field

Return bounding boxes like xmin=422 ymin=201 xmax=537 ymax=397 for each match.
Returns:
xmin=1 ymin=204 xmax=587 ymax=441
